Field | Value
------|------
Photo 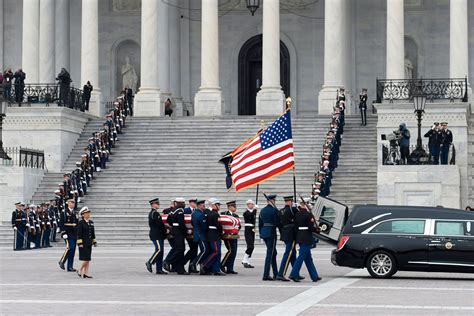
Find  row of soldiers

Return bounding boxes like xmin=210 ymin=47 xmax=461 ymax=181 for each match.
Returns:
xmin=312 ymin=90 xmax=346 ymax=200
xmin=146 ymin=194 xmax=322 ymax=282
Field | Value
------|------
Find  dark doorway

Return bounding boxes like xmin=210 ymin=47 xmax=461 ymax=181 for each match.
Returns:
xmin=238 ymin=35 xmax=290 ymax=115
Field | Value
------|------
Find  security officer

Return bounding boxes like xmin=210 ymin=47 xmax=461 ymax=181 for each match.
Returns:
xmin=440 ymin=122 xmax=453 ymax=165
xmin=203 ymin=198 xmax=225 ymax=276
xmin=166 ymin=198 xmax=189 ymax=275
xmin=277 ymin=196 xmax=298 ymax=281
xmin=58 ymin=199 xmax=79 ymax=272
xmin=11 ymin=202 xmax=27 ymax=251
xmin=424 ymin=122 xmax=442 ymax=164
xmin=359 ymin=88 xmax=368 ymax=126
xmin=220 ymin=201 xmax=239 ymax=274
xmin=289 ymin=199 xmax=322 ymax=283
xmin=183 ymin=198 xmax=199 ymax=273
xmin=241 ymin=199 xmax=257 ymax=268
xmin=146 ymin=198 xmax=168 ymax=274
xmin=191 ymin=199 xmax=208 ymax=274
xmin=259 ymin=194 xmax=281 ymax=281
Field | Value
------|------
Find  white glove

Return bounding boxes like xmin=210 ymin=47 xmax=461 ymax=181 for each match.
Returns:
xmin=13 ymin=227 xmax=17 ymax=231
xmin=62 ymin=234 xmax=68 ymax=239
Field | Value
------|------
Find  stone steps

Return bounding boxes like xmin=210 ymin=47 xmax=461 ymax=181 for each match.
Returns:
xmin=1 ymin=114 xmax=378 ymax=246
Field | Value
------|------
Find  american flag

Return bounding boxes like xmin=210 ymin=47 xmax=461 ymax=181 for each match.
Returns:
xmin=230 ymin=110 xmax=294 ymax=192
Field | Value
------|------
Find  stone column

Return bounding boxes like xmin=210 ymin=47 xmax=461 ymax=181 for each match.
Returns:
xmin=194 ymin=0 xmax=223 ymax=116
xmin=169 ymin=0 xmax=183 ymax=116
xmin=81 ymin=0 xmax=103 ymax=117
xmin=158 ymin=0 xmax=170 ymax=102
xmin=22 ymin=0 xmax=40 ymax=83
xmin=55 ymin=0 xmax=70 ymax=74
xmin=39 ymin=0 xmax=55 ymax=83
xmin=318 ymin=0 xmax=346 ymax=115
xmin=386 ymin=0 xmax=405 ymax=79
xmin=134 ymin=0 xmax=161 ymax=117
xmin=256 ymin=0 xmax=284 ymax=116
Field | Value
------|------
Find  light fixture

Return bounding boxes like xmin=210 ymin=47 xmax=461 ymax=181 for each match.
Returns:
xmin=246 ymin=0 xmax=260 ymax=16
xmin=413 ymin=94 xmax=427 ymax=112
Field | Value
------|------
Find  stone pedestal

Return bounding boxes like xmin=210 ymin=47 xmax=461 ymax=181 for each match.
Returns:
xmin=318 ymin=86 xmax=338 ymax=115
xmin=88 ymin=90 xmax=104 ymax=117
xmin=256 ymin=88 xmax=285 ymax=116
xmin=172 ymin=97 xmax=184 ymax=117
xmin=2 ymin=107 xmax=94 ymax=172
xmin=194 ymin=89 xmax=223 ymax=116
xmin=134 ymin=89 xmax=162 ymax=117
xmin=0 ymin=166 xmax=45 ymax=222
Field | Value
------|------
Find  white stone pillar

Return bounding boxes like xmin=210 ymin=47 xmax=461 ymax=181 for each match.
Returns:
xmin=194 ymin=0 xmax=223 ymax=116
xmin=134 ymin=0 xmax=161 ymax=117
xmin=318 ymin=0 xmax=347 ymax=115
xmin=386 ymin=0 xmax=405 ymax=79
xmin=22 ymin=0 xmax=40 ymax=83
xmin=256 ymin=0 xmax=284 ymax=116
xmin=55 ymin=0 xmax=70 ymax=74
xmin=169 ymin=0 xmax=183 ymax=116
xmin=39 ymin=0 xmax=55 ymax=83
xmin=158 ymin=0 xmax=170 ymax=102
xmin=81 ymin=0 xmax=103 ymax=117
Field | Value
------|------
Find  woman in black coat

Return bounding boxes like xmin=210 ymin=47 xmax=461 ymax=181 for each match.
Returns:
xmin=77 ymin=207 xmax=97 ymax=278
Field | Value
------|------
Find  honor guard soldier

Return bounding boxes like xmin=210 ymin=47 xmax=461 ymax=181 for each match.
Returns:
xmin=77 ymin=207 xmax=97 ymax=278
xmin=191 ymin=199 xmax=208 ymax=274
xmin=11 ymin=202 xmax=27 ymax=251
xmin=241 ymin=200 xmax=257 ymax=268
xmin=183 ymin=198 xmax=199 ymax=273
xmin=146 ymin=198 xmax=168 ymax=274
xmin=289 ymin=199 xmax=322 ymax=283
xmin=39 ymin=203 xmax=52 ymax=248
xmin=26 ymin=204 xmax=36 ymax=249
xmin=220 ymin=201 xmax=239 ymax=274
xmin=359 ymin=88 xmax=368 ymax=126
xmin=163 ymin=199 xmax=176 ymax=272
xmin=58 ymin=199 xmax=79 ymax=272
xmin=31 ymin=205 xmax=42 ymax=248
xmin=424 ymin=122 xmax=442 ymax=165
xmin=166 ymin=198 xmax=189 ymax=275
xmin=440 ymin=122 xmax=453 ymax=165
xmin=259 ymin=194 xmax=281 ymax=281
xmin=49 ymin=200 xmax=59 ymax=242
xmin=203 ymin=198 xmax=225 ymax=275
xmin=277 ymin=196 xmax=299 ymax=281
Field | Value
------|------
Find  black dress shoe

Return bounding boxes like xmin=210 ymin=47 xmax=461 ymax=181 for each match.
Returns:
xmin=289 ymin=276 xmax=301 ymax=282
xmin=276 ymin=275 xmax=290 ymax=282
xmin=213 ymin=271 xmax=226 ymax=276
xmin=221 ymin=267 xmax=227 ymax=273
xmin=58 ymin=261 xmax=65 ymax=270
xmin=312 ymin=277 xmax=322 ymax=282
xmin=67 ymin=268 xmax=77 ymax=272
xmin=177 ymin=271 xmax=190 ymax=275
xmin=163 ymin=263 xmax=171 ymax=272
xmin=243 ymin=263 xmax=255 ymax=268
xmin=262 ymin=276 xmax=274 ymax=281
xmin=145 ymin=262 xmax=153 ymax=273
xmin=226 ymin=270 xmax=238 ymax=274
xmin=156 ymin=270 xmax=168 ymax=275
xmin=84 ymin=275 xmax=93 ymax=278
xmin=297 ymin=276 xmax=305 ymax=280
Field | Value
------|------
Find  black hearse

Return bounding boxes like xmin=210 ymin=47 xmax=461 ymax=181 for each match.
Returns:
xmin=312 ymin=197 xmax=474 ymax=278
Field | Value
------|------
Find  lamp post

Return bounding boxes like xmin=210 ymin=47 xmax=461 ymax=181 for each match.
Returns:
xmin=411 ymin=94 xmax=428 ymax=164
xmin=0 ymin=101 xmax=12 ymax=160
xmin=246 ymin=0 xmax=260 ymax=16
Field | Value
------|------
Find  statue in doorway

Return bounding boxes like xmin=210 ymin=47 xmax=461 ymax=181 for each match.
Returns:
xmin=404 ymin=56 xmax=414 ymax=79
xmin=121 ymin=56 xmax=138 ymax=93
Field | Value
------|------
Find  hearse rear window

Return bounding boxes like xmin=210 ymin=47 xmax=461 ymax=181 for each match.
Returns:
xmin=320 ymin=206 xmax=336 ymax=224
xmin=435 ymin=221 xmax=471 ymax=236
xmin=370 ymin=220 xmax=425 ymax=234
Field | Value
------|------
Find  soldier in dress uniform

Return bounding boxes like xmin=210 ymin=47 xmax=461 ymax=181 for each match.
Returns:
xmin=183 ymin=198 xmax=199 ymax=273
xmin=146 ymin=198 xmax=168 ymax=274
xmin=259 ymin=194 xmax=281 ymax=281
xmin=424 ymin=122 xmax=442 ymax=165
xmin=191 ymin=199 xmax=208 ymax=274
xmin=220 ymin=201 xmax=239 ymax=274
xmin=277 ymin=196 xmax=299 ymax=281
xmin=440 ymin=122 xmax=453 ymax=165
xmin=26 ymin=204 xmax=36 ymax=249
xmin=31 ymin=205 xmax=42 ymax=248
xmin=58 ymin=199 xmax=79 ymax=272
xmin=359 ymin=88 xmax=368 ymax=126
xmin=163 ymin=199 xmax=176 ymax=272
xmin=77 ymin=207 xmax=97 ymax=278
xmin=11 ymin=202 xmax=27 ymax=251
xmin=289 ymin=199 xmax=322 ymax=283
xmin=241 ymin=199 xmax=257 ymax=268
xmin=39 ymin=203 xmax=52 ymax=248
xmin=202 ymin=198 xmax=225 ymax=276
xmin=166 ymin=198 xmax=189 ymax=275
xmin=49 ymin=199 xmax=59 ymax=242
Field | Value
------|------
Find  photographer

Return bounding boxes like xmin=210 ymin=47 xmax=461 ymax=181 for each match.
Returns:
xmin=397 ymin=123 xmax=411 ymax=165
xmin=56 ymin=68 xmax=72 ymax=107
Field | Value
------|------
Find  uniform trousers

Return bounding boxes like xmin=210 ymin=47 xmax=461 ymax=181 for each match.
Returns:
xmin=60 ymin=237 xmax=76 ymax=270
xmin=278 ymin=240 xmax=296 ymax=277
xmin=13 ymin=227 xmax=26 ymax=250
xmin=203 ymin=240 xmax=222 ymax=273
xmin=183 ymin=239 xmax=198 ymax=267
xmin=262 ymin=237 xmax=278 ymax=278
xmin=167 ymin=234 xmax=186 ymax=273
xmin=440 ymin=144 xmax=450 ymax=165
xmin=148 ymin=239 xmax=164 ymax=271
xmin=221 ymin=239 xmax=238 ymax=272
xmin=191 ymin=239 xmax=209 ymax=267
xmin=289 ymin=243 xmax=319 ymax=281
xmin=244 ymin=227 xmax=255 ymax=257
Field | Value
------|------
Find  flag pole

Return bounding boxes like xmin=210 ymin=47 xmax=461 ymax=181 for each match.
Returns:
xmin=255 ymin=119 xmax=266 ymax=206
xmin=286 ymin=96 xmax=297 ymax=201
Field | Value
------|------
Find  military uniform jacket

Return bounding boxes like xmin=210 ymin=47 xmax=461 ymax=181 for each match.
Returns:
xmin=191 ymin=209 xmax=207 ymax=242
xmin=359 ymin=93 xmax=368 ymax=109
xmin=76 ymin=219 xmax=96 ymax=247
xmin=38 ymin=212 xmax=51 ymax=230
xmin=171 ymin=208 xmax=187 ymax=236
xmin=148 ymin=208 xmax=166 ymax=240
xmin=243 ymin=209 xmax=257 ymax=228
xmin=279 ymin=205 xmax=298 ymax=241
xmin=206 ymin=210 xmax=223 ymax=242
xmin=60 ymin=208 xmax=78 ymax=238
xmin=424 ymin=129 xmax=442 ymax=147
xmin=294 ymin=210 xmax=318 ymax=244
xmin=259 ymin=204 xmax=281 ymax=239
xmin=441 ymin=129 xmax=453 ymax=146
xmin=11 ymin=210 xmax=27 ymax=228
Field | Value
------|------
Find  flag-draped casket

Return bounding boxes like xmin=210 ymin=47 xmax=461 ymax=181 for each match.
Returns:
xmin=161 ymin=214 xmax=241 ymax=239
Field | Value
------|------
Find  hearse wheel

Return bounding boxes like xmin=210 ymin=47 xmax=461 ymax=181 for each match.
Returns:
xmin=366 ymin=250 xmax=397 ymax=278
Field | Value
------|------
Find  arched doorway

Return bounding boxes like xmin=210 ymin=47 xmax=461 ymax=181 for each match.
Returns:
xmin=238 ymin=35 xmax=290 ymax=115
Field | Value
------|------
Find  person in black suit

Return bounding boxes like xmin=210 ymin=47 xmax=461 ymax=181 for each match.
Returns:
xmin=13 ymin=69 xmax=26 ymax=103
xmin=359 ymin=88 xmax=368 ymax=126
xmin=82 ymin=81 xmax=93 ymax=111
xmin=146 ymin=198 xmax=168 ymax=274
xmin=76 ymin=206 xmax=97 ymax=278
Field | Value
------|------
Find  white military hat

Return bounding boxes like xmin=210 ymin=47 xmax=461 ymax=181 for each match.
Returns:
xmin=175 ymin=197 xmax=185 ymax=203
xmin=208 ymin=198 xmax=220 ymax=205
xmin=80 ymin=206 xmax=91 ymax=215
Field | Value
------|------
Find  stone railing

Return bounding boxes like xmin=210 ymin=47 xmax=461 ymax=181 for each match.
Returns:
xmin=376 ymin=78 xmax=469 ymax=103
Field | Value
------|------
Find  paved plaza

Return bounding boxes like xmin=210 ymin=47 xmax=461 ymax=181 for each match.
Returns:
xmin=1 ymin=243 xmax=473 ymax=315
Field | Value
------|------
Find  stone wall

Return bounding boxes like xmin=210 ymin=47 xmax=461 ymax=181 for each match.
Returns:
xmin=2 ymin=106 xmax=93 ymax=172
xmin=0 ymin=165 xmax=45 ymax=222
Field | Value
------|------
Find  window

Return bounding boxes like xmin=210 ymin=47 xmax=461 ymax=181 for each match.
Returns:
xmin=370 ymin=220 xmax=425 ymax=234
xmin=435 ymin=221 xmax=469 ymax=236
xmin=320 ymin=206 xmax=336 ymax=224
